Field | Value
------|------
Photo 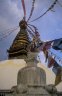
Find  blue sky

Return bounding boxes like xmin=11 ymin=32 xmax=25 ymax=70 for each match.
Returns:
xmin=0 ymin=0 xmax=62 ymax=66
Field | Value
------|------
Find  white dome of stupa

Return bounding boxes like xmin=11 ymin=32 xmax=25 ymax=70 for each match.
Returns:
xmin=0 ymin=59 xmax=62 ymax=92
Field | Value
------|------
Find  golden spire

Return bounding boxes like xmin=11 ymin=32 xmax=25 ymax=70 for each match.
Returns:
xmin=8 ymin=19 xmax=30 ymax=59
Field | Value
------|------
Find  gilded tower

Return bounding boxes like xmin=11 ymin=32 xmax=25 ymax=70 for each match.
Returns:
xmin=8 ymin=19 xmax=30 ymax=59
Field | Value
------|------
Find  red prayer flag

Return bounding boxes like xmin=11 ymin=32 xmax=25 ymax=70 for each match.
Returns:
xmin=21 ymin=0 xmax=26 ymax=17
xmin=48 ymin=56 xmax=55 ymax=68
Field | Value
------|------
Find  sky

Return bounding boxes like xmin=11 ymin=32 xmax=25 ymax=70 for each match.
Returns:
xmin=0 ymin=0 xmax=62 ymax=66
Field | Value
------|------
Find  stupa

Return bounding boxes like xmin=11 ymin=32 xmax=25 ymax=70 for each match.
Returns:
xmin=4 ymin=19 xmax=58 ymax=96
xmin=0 ymin=0 xmax=62 ymax=95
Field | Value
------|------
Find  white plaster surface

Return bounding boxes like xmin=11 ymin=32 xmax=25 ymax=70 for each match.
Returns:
xmin=0 ymin=59 xmax=62 ymax=92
